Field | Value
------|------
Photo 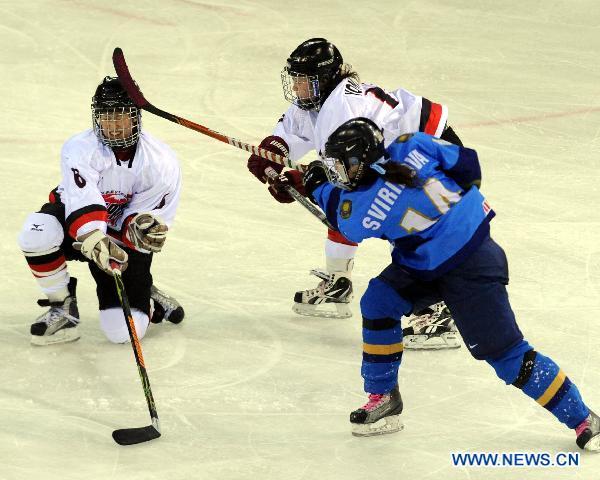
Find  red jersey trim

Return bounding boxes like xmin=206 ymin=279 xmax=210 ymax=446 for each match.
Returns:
xmin=67 ymin=209 xmax=108 ymax=239
xmin=424 ymin=102 xmax=443 ymax=135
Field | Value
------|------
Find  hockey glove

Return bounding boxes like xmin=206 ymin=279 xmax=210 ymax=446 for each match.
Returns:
xmin=125 ymin=213 xmax=168 ymax=253
xmin=73 ymin=230 xmax=128 ymax=275
xmin=267 ymin=170 xmax=305 ymax=203
xmin=303 ymin=160 xmax=329 ymax=199
xmin=247 ymin=135 xmax=289 ymax=183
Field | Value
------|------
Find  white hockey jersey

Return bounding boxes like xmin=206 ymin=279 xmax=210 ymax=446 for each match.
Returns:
xmin=51 ymin=129 xmax=182 ymax=247
xmin=272 ymin=77 xmax=448 ymax=162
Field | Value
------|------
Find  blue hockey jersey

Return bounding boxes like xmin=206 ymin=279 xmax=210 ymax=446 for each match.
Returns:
xmin=311 ymin=133 xmax=495 ymax=279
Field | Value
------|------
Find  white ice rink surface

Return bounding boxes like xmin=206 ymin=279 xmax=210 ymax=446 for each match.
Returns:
xmin=2 ymin=1 xmax=600 ymax=479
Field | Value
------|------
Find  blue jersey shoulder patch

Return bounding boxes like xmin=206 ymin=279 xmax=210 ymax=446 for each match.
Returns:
xmin=340 ymin=199 xmax=352 ymax=219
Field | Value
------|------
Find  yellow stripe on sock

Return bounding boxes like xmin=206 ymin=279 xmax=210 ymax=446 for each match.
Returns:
xmin=536 ymin=370 xmax=566 ymax=407
xmin=363 ymin=342 xmax=404 ymax=355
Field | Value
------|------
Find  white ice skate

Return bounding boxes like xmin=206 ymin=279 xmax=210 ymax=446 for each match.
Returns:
xmin=350 ymin=385 xmax=404 ymax=437
xmin=292 ymin=269 xmax=353 ymax=319
xmin=30 ymin=278 xmax=80 ymax=346
xmin=402 ymin=302 xmax=461 ymax=350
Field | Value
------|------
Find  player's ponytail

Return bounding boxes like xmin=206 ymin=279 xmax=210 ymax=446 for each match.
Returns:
xmin=381 ymin=163 xmax=419 ymax=188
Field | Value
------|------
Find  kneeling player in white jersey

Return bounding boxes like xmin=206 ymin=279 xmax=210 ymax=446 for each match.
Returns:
xmin=247 ymin=38 xmax=459 ymax=349
xmin=18 ymin=77 xmax=184 ymax=346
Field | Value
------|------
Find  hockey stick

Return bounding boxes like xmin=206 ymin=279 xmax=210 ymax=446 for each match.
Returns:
xmin=112 ymin=48 xmax=304 ymax=172
xmin=111 ymin=266 xmax=161 ymax=445
xmin=111 ymin=48 xmax=337 ymax=229
xmin=264 ymin=167 xmax=334 ymax=230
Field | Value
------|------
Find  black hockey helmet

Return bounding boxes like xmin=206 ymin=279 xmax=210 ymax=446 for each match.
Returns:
xmin=281 ymin=38 xmax=344 ymax=111
xmin=322 ymin=118 xmax=387 ymax=190
xmin=91 ymin=76 xmax=141 ymax=148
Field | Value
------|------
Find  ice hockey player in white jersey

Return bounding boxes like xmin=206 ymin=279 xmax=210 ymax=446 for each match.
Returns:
xmin=247 ymin=38 xmax=460 ymax=349
xmin=17 ymin=76 xmax=184 ymax=346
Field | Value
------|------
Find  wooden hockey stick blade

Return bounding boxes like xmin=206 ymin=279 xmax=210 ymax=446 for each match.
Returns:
xmin=112 ymin=425 xmax=161 ymax=445
xmin=112 ymin=47 xmax=227 ymax=136
xmin=111 ymin=47 xmax=303 ymax=171
xmin=112 ymin=48 xmax=149 ymax=109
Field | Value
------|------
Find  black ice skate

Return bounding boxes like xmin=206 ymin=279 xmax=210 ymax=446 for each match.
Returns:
xmin=30 ymin=277 xmax=80 ymax=346
xmin=292 ymin=269 xmax=353 ymax=319
xmin=576 ymin=410 xmax=600 ymax=452
xmin=150 ymin=285 xmax=185 ymax=324
xmin=350 ymin=385 xmax=404 ymax=437
xmin=402 ymin=302 xmax=461 ymax=350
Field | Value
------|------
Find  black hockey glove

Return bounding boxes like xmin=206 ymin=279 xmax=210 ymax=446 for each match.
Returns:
xmin=302 ymin=160 xmax=329 ymax=200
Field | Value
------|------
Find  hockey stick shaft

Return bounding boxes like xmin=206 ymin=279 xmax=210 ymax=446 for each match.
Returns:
xmin=264 ymin=167 xmax=334 ymax=230
xmin=112 ymin=48 xmax=305 ymax=173
xmin=112 ymin=47 xmax=335 ymax=228
xmin=111 ymin=268 xmax=160 ymax=443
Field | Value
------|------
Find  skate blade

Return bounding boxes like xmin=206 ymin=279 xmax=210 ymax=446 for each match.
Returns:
xmin=352 ymin=415 xmax=404 ymax=437
xmin=583 ymin=434 xmax=600 ymax=452
xmin=292 ymin=302 xmax=352 ymax=319
xmin=403 ymin=332 xmax=461 ymax=350
xmin=31 ymin=327 xmax=81 ymax=346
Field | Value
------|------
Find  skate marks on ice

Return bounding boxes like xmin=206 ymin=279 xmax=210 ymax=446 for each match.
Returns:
xmin=3 ymin=0 xmax=600 ymax=479
xmin=173 ymin=314 xmax=284 ymax=393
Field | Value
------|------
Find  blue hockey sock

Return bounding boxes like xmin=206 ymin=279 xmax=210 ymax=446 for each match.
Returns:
xmin=361 ymin=278 xmax=411 ymax=394
xmin=488 ymin=340 xmax=589 ymax=428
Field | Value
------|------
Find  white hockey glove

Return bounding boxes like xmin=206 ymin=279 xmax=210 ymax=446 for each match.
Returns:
xmin=125 ymin=213 xmax=168 ymax=253
xmin=73 ymin=230 xmax=128 ymax=275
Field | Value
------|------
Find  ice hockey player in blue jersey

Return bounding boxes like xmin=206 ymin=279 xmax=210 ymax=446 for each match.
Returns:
xmin=247 ymin=38 xmax=460 ymax=351
xmin=278 ymin=117 xmax=600 ymax=450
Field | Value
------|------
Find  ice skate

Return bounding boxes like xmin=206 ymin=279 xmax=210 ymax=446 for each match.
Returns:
xmin=150 ymin=285 xmax=185 ymax=324
xmin=576 ymin=410 xmax=600 ymax=452
xmin=402 ymin=302 xmax=461 ymax=350
xmin=292 ymin=269 xmax=353 ymax=319
xmin=30 ymin=277 xmax=80 ymax=346
xmin=350 ymin=385 xmax=404 ymax=436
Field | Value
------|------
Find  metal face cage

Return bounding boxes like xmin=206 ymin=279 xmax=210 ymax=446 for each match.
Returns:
xmin=281 ymin=67 xmax=321 ymax=111
xmin=91 ymin=104 xmax=141 ymax=148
